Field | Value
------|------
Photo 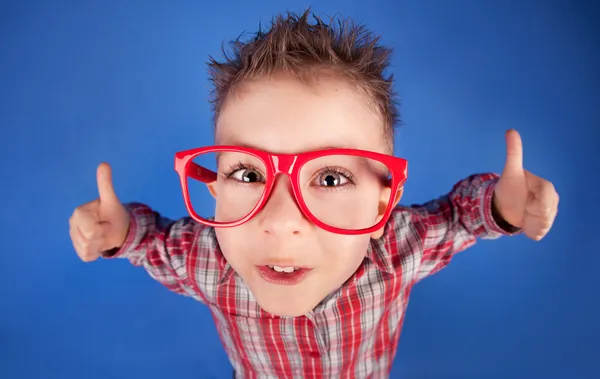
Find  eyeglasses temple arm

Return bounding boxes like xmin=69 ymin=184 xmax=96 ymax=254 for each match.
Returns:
xmin=187 ymin=162 xmax=218 ymax=183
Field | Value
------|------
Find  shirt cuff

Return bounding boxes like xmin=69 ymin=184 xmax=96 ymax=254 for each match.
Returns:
xmin=480 ymin=177 xmax=522 ymax=237
xmin=101 ymin=204 xmax=139 ymax=259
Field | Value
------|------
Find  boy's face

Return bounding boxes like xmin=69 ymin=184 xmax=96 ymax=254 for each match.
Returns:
xmin=212 ymin=74 xmax=400 ymax=317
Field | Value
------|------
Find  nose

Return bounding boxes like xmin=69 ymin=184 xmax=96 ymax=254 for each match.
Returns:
xmin=257 ymin=175 xmax=310 ymax=236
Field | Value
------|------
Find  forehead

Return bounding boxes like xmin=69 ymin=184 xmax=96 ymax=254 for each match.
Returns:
xmin=215 ymin=75 xmax=387 ymax=154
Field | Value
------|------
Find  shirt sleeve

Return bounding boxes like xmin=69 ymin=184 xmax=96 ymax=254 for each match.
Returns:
xmin=101 ymin=202 xmax=214 ymax=302
xmin=403 ymin=173 xmax=520 ymax=282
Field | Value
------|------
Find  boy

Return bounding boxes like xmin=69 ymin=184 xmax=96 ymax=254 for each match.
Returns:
xmin=69 ymin=10 xmax=558 ymax=378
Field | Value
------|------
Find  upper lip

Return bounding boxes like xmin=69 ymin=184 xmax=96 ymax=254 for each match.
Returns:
xmin=258 ymin=262 xmax=311 ymax=268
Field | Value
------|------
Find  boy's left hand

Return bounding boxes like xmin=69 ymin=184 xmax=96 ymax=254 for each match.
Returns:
xmin=493 ymin=129 xmax=559 ymax=241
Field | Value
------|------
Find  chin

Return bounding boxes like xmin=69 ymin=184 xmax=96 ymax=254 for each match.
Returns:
xmin=255 ymin=295 xmax=320 ymax=317
xmin=258 ymin=301 xmax=316 ymax=317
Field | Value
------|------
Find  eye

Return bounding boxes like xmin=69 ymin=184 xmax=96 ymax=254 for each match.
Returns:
xmin=231 ymin=168 xmax=264 ymax=183
xmin=312 ymin=166 xmax=356 ymax=189
xmin=318 ymin=172 xmax=349 ymax=187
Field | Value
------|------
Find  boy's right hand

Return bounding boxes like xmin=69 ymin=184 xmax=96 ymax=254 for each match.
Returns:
xmin=69 ymin=163 xmax=130 ymax=262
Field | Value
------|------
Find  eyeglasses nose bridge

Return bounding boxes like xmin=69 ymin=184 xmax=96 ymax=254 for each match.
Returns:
xmin=269 ymin=154 xmax=298 ymax=175
xmin=265 ymin=154 xmax=301 ymax=204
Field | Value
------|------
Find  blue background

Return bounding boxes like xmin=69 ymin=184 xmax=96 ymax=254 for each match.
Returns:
xmin=1 ymin=1 xmax=598 ymax=378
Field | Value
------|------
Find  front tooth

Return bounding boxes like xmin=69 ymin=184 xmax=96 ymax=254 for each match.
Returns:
xmin=273 ymin=265 xmax=294 ymax=273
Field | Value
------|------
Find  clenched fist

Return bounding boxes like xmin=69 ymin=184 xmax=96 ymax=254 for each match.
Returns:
xmin=494 ymin=129 xmax=559 ymax=241
xmin=69 ymin=163 xmax=130 ymax=262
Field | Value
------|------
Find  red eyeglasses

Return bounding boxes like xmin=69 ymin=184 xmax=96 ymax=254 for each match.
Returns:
xmin=174 ymin=145 xmax=408 ymax=235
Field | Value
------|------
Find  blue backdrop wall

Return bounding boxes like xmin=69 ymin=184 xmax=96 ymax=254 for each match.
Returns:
xmin=1 ymin=1 xmax=598 ymax=378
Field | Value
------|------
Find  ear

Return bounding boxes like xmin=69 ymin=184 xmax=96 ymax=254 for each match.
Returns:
xmin=370 ymin=187 xmax=404 ymax=240
xmin=206 ymin=181 xmax=217 ymax=199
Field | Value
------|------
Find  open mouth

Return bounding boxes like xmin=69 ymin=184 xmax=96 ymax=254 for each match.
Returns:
xmin=268 ymin=265 xmax=300 ymax=273
xmin=257 ymin=265 xmax=312 ymax=285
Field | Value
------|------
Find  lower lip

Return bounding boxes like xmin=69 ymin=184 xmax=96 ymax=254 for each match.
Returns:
xmin=257 ymin=266 xmax=312 ymax=285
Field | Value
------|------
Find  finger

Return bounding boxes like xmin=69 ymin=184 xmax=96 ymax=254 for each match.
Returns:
xmin=525 ymin=197 xmax=557 ymax=219
xmin=70 ymin=223 xmax=94 ymax=260
xmin=522 ymin=214 xmax=555 ymax=241
xmin=526 ymin=175 xmax=558 ymax=205
xmin=79 ymin=241 xmax=103 ymax=261
xmin=78 ymin=223 xmax=110 ymax=244
xmin=524 ymin=228 xmax=550 ymax=241
xmin=69 ymin=223 xmax=84 ymax=255
xmin=97 ymin=162 xmax=120 ymax=206
xmin=70 ymin=213 xmax=107 ymax=251
xmin=523 ymin=169 xmax=541 ymax=183
xmin=70 ymin=224 xmax=104 ymax=261
xmin=502 ymin=129 xmax=524 ymax=178
xmin=72 ymin=209 xmax=100 ymax=240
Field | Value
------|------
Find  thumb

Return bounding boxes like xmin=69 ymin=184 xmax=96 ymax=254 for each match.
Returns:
xmin=97 ymin=162 xmax=120 ymax=206
xmin=501 ymin=129 xmax=524 ymax=178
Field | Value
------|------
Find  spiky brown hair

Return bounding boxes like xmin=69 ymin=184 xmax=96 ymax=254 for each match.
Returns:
xmin=207 ymin=9 xmax=399 ymax=152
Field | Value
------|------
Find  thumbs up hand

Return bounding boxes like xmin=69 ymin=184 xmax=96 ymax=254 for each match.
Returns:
xmin=493 ymin=130 xmax=559 ymax=241
xmin=69 ymin=163 xmax=130 ymax=261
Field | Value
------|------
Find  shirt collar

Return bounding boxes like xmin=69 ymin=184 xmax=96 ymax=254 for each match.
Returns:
xmin=366 ymin=237 xmax=395 ymax=274
xmin=204 ymin=227 xmax=234 ymax=284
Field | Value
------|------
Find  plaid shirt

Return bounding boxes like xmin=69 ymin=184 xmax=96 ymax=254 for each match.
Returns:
xmin=105 ymin=173 xmax=516 ymax=378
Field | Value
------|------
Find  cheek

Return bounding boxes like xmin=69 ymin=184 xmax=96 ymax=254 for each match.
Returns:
xmin=308 ymin=188 xmax=384 ymax=230
xmin=334 ymin=189 xmax=382 ymax=222
xmin=214 ymin=228 xmax=252 ymax=269
xmin=319 ymin=233 xmax=371 ymax=277
xmin=214 ymin=185 xmax=264 ymax=222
